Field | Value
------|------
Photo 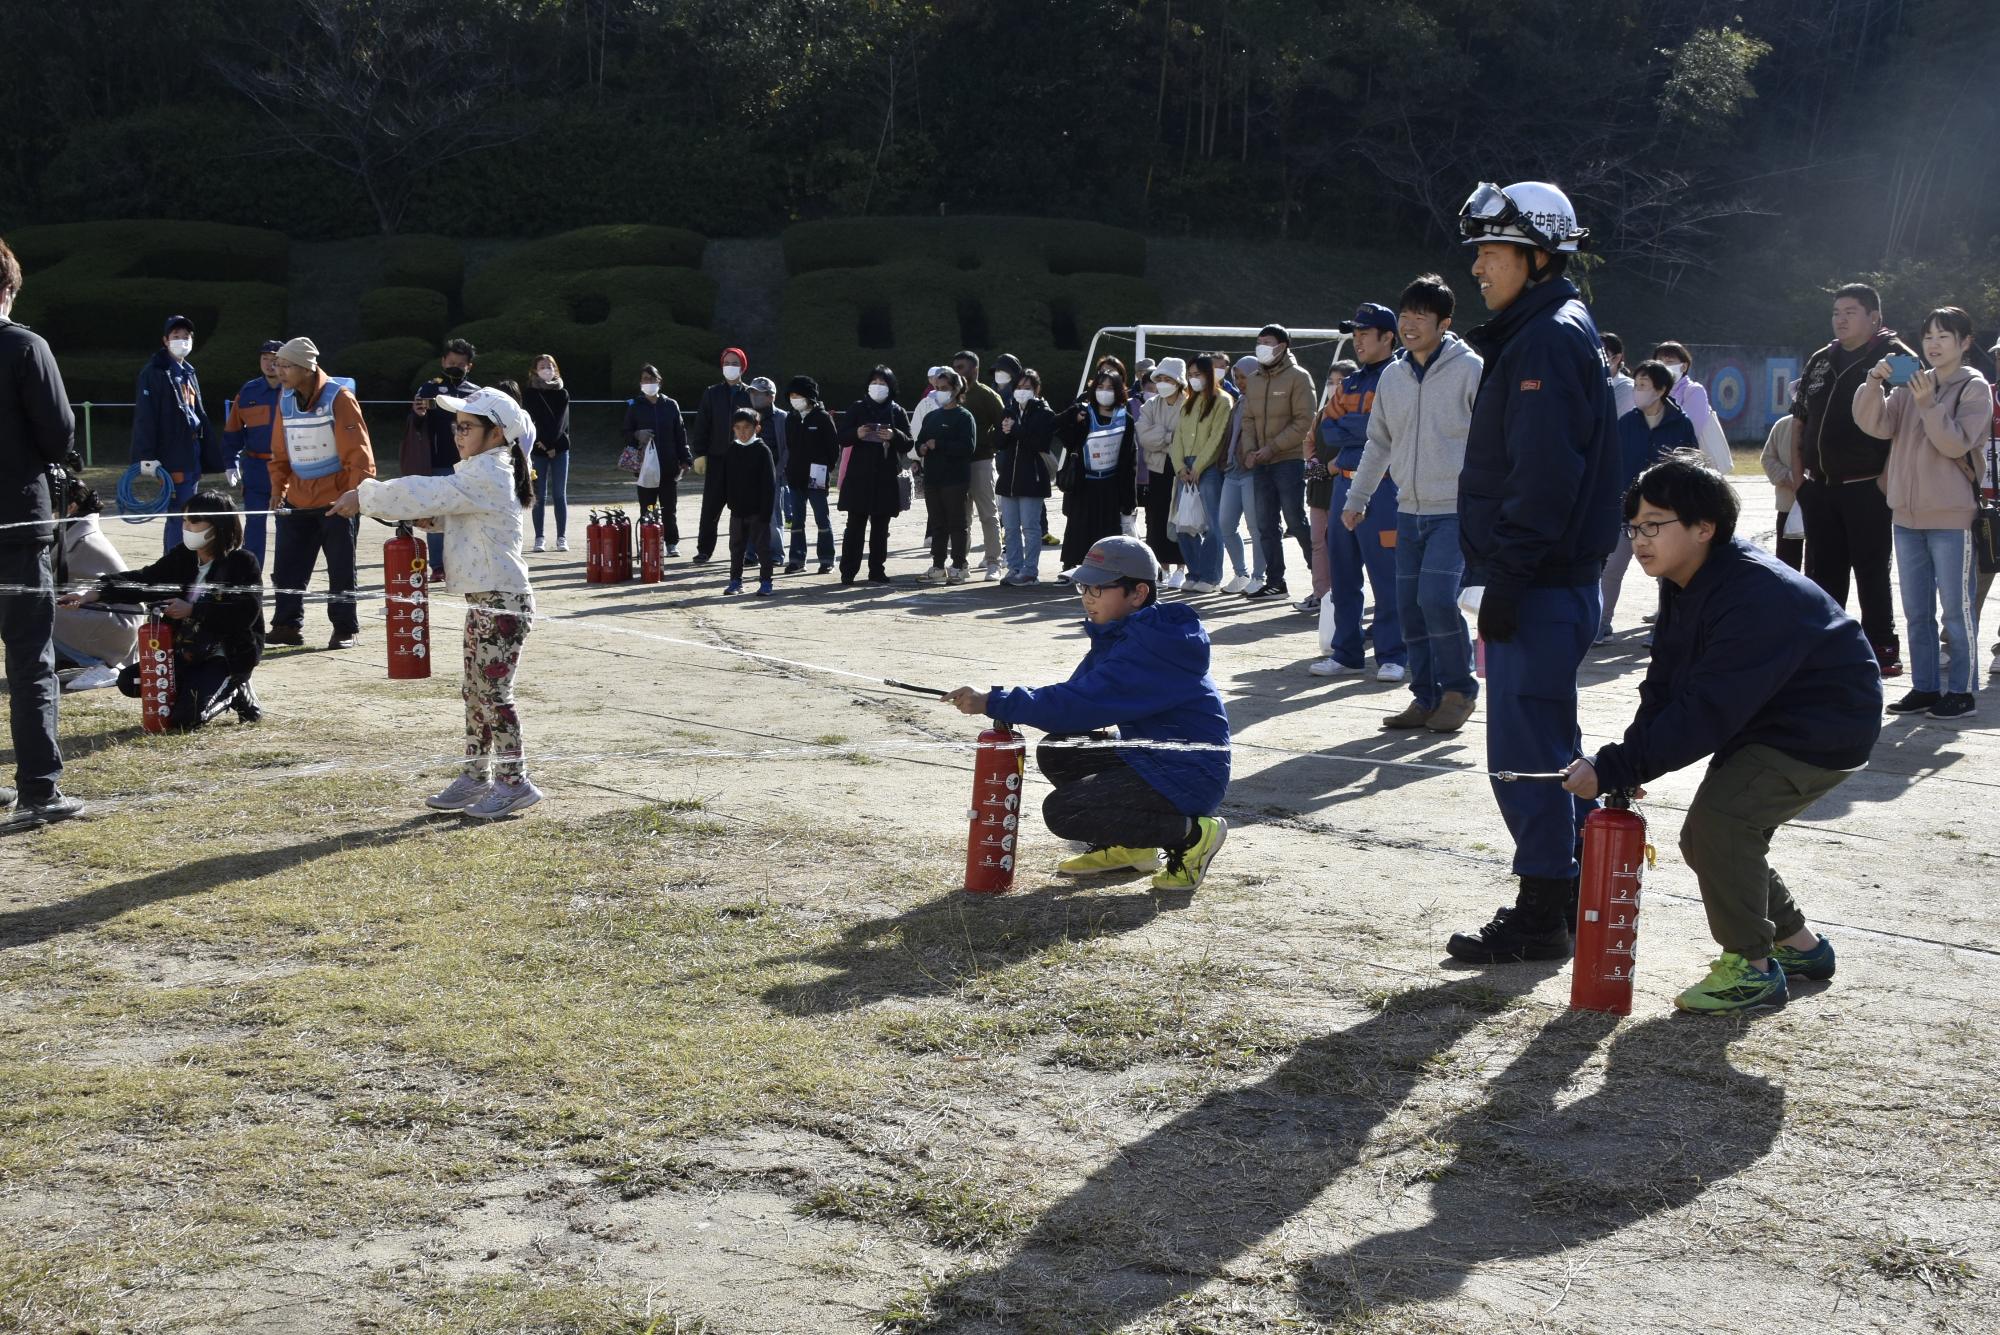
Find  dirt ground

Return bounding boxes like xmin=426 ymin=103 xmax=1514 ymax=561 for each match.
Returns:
xmin=2 ymin=467 xmax=1995 ymax=1334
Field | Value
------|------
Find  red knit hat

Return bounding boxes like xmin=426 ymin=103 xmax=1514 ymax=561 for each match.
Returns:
xmin=721 ymin=347 xmax=747 ymax=371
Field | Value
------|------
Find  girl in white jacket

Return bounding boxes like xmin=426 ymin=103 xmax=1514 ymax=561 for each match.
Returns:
xmin=332 ymin=387 xmax=541 ymax=819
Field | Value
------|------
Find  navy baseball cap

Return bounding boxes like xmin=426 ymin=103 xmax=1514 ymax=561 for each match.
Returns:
xmin=258 ymin=339 xmax=285 ymax=354
xmin=1339 ymin=303 xmax=1396 ymax=334
xmin=163 ymin=314 xmax=194 ymax=335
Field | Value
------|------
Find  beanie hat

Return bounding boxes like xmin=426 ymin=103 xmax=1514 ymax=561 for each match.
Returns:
xmin=275 ymin=336 xmax=319 ymax=368
xmin=993 ymin=353 xmax=1025 ymax=379
xmin=721 ymin=347 xmax=748 ymax=371
xmin=786 ymin=375 xmax=819 ymax=401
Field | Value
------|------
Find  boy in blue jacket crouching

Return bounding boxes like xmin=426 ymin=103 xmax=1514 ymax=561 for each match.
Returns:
xmin=947 ymin=536 xmax=1230 ymax=891
xmin=1562 ymin=455 xmax=1882 ymax=1014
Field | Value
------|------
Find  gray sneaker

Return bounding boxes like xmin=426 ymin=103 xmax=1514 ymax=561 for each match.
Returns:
xmin=425 ymin=774 xmax=492 ymax=811
xmin=464 ymin=777 xmax=544 ymax=820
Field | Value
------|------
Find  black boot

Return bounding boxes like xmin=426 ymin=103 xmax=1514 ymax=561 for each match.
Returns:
xmin=1446 ymin=876 xmax=1576 ymax=963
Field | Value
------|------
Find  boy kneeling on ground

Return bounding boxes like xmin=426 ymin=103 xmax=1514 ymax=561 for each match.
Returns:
xmin=1561 ymin=453 xmax=1882 ymax=1014
xmin=947 ymin=536 xmax=1230 ymax=891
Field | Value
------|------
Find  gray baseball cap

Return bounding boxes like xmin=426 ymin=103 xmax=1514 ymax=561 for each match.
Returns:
xmin=1064 ymin=535 xmax=1161 ymax=587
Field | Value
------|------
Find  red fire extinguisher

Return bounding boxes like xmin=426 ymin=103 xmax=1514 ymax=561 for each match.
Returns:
xmin=384 ymin=522 xmax=431 ymax=680
xmin=138 ymin=608 xmax=176 ymax=734
xmin=639 ymin=507 xmax=663 ymax=582
xmin=964 ymin=727 xmax=1026 ymax=896
xmin=614 ymin=509 xmax=633 ymax=581
xmin=1571 ymin=791 xmax=1648 ymax=1016
xmin=586 ymin=511 xmax=605 ymax=584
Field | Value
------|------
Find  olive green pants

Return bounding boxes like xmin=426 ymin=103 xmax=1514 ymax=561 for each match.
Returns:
xmin=1678 ymin=743 xmax=1855 ymax=959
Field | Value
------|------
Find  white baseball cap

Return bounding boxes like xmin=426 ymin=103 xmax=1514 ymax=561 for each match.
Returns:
xmin=435 ymin=386 xmax=530 ymax=444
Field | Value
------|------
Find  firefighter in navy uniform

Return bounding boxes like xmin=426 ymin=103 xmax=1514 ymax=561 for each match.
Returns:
xmin=1446 ymin=181 xmax=1622 ymax=964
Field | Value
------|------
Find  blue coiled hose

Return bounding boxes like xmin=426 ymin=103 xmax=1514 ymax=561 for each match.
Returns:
xmin=116 ymin=464 xmax=174 ymax=523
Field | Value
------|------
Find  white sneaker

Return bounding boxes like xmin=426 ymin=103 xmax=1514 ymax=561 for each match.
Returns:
xmin=1183 ymin=580 xmax=1218 ymax=594
xmin=1308 ymin=657 xmax=1366 ymax=677
xmin=557 ymin=537 xmax=570 ymax=552
xmin=665 ymin=544 xmax=678 ymax=557
xmin=1376 ymin=662 xmax=1408 ymax=683
xmin=63 ymin=664 xmax=122 ymax=692
xmin=464 ymin=776 xmax=544 ymax=820
xmin=426 ymin=774 xmax=492 ymax=811
xmin=1293 ymin=595 xmax=1319 ymax=614
xmin=1164 ymin=569 xmax=1186 ymax=590
xmin=916 ymin=566 xmax=946 ymax=585
xmin=982 ymin=564 xmax=1000 ymax=581
xmin=947 ymin=566 xmax=969 ymax=584
xmin=532 ymin=537 xmax=546 ymax=553
xmin=1222 ymin=575 xmax=1251 ymax=594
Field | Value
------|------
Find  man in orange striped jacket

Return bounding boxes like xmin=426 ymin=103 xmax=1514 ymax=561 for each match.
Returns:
xmin=221 ymin=340 xmax=284 ymax=564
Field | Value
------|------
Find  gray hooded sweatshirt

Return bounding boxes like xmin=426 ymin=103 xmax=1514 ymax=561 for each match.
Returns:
xmin=1345 ymin=333 xmax=1482 ymax=517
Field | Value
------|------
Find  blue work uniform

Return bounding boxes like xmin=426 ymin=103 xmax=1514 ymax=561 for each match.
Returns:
xmin=1319 ymin=357 xmax=1403 ymax=668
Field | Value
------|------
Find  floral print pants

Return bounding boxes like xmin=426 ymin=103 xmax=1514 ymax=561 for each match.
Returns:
xmin=461 ymin=591 xmax=533 ymax=780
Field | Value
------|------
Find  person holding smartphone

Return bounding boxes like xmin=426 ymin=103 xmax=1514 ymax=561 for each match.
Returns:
xmin=836 ymin=365 xmax=914 ymax=584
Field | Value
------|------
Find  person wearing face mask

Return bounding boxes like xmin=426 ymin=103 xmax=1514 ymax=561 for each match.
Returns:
xmin=131 ymin=314 xmax=224 ymax=554
xmin=1053 ymin=370 xmax=1139 ymax=567
xmin=266 ymin=338 xmax=377 ymax=651
xmin=995 ymin=367 xmax=1058 ymax=585
xmin=51 ymin=478 xmax=140 ymax=692
xmin=522 ymin=353 xmax=571 ymax=553
xmin=1240 ymin=324 xmax=1318 ymax=600
xmin=1133 ymin=356 xmax=1191 ymax=588
xmin=1651 ymin=342 xmax=1732 ymax=470
xmin=744 ymin=376 xmax=789 ymax=571
xmin=1168 ymin=354 xmax=1235 ymax=593
xmin=915 ymin=369 xmax=977 ymax=584
xmin=221 ymin=340 xmax=285 ymax=565
xmin=1216 ymin=354 xmax=1266 ymax=595
xmin=1854 ymin=305 xmax=1995 ymax=720
xmin=836 ymin=365 xmax=915 ymax=585
xmin=690 ymin=348 xmax=753 ymax=563
xmin=782 ymin=376 xmax=839 ymax=574
xmin=951 ymin=350 xmax=1007 ymax=580
xmin=409 ymin=339 xmax=479 ymax=583
xmin=1601 ymin=360 xmax=1698 ymax=642
xmin=623 ymin=365 xmax=691 ymax=555
xmin=332 ymin=387 xmax=543 ymax=819
xmin=62 ymin=491 xmax=264 ymax=730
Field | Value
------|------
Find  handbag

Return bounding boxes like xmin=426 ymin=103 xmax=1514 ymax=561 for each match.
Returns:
xmin=897 ymin=471 xmax=914 ymax=514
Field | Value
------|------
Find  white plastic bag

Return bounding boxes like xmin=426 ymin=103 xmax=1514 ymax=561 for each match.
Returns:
xmin=1170 ymin=479 xmax=1209 ymax=538
xmin=637 ymin=441 xmax=662 ymax=489
xmin=1119 ymin=513 xmax=1137 ymax=537
xmin=1784 ymin=505 xmax=1805 ymax=538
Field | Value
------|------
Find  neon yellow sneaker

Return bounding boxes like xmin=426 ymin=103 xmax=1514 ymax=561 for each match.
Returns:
xmin=1152 ymin=817 xmax=1227 ymax=892
xmin=1673 ymin=952 xmax=1789 ymax=1015
xmin=1058 ymin=845 xmax=1160 ymax=875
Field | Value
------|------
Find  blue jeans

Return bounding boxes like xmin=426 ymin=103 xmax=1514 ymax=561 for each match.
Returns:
xmin=1396 ymin=513 xmax=1476 ymax=708
xmin=1176 ymin=468 xmax=1225 ymax=585
xmin=787 ymin=485 xmax=836 ymax=565
xmin=161 ymin=473 xmax=202 ymax=553
xmin=532 ymin=449 xmax=570 ymax=542
xmin=1894 ymin=524 xmax=1974 ymax=694
xmin=1485 ymin=584 xmax=1599 ymax=879
xmin=1328 ymin=474 xmax=1405 ymax=667
xmin=1217 ymin=468 xmax=1262 ymax=582
xmin=1251 ymin=459 xmax=1309 ymax=586
xmin=1001 ymin=495 xmax=1046 ymax=579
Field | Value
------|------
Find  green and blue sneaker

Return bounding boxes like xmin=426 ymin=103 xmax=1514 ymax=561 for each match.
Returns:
xmin=1771 ymin=935 xmax=1836 ymax=982
xmin=1675 ymin=953 xmax=1789 ymax=1014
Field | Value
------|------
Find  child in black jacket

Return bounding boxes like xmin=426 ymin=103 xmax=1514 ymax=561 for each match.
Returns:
xmin=60 ymin=490 xmax=264 ymax=729
xmin=720 ymin=409 xmax=778 ymax=596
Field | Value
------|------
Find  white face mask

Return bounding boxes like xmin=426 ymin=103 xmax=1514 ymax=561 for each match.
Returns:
xmin=1012 ymin=387 xmax=1034 ymax=405
xmin=1154 ymin=381 xmax=1179 ymax=398
xmin=1094 ymin=389 xmax=1117 ymax=407
xmin=168 ymin=338 xmax=193 ymax=359
xmin=1634 ymin=387 xmax=1661 ymax=410
xmin=1663 ymin=363 xmax=1685 ymax=383
xmin=181 ymin=526 xmax=213 ymax=551
xmin=868 ymin=383 xmax=891 ymax=403
xmin=789 ymin=395 xmax=808 ymax=412
xmin=538 ymin=367 xmax=557 ymax=383
xmin=721 ymin=364 xmax=742 ymax=382
xmin=1188 ymin=377 xmax=1206 ymax=392
xmin=994 ymin=371 xmax=1013 ymax=387
xmin=1254 ymin=343 xmax=1280 ymax=365
xmin=640 ymin=382 xmax=659 ymax=397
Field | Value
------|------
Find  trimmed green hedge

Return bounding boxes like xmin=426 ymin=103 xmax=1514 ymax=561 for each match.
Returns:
xmin=381 ymin=234 xmax=463 ymax=303
xmin=360 ymin=287 xmax=451 ymax=343
xmin=5 ymin=220 xmax=290 ymax=403
xmin=462 ymin=225 xmax=707 ymax=315
xmin=778 ymin=218 xmax=1159 ymax=405
xmin=330 ymin=337 xmax=437 ymax=401
xmin=783 ymin=216 xmax=1146 ymax=279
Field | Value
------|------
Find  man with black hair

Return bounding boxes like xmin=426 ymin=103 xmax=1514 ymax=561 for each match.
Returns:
xmin=1563 ymin=454 xmax=1881 ymax=1013
xmin=1313 ymin=302 xmax=1406 ymax=682
xmin=0 ymin=235 xmax=84 ymax=828
xmin=1445 ymin=180 xmax=1620 ymax=964
xmin=410 ymin=337 xmax=479 ymax=581
xmin=945 ymin=535 xmax=1230 ymax=892
xmin=691 ymin=348 xmax=753 ymax=563
xmin=1240 ymin=323 xmax=1317 ymax=599
xmin=1792 ymin=282 xmax=1917 ymax=677
xmin=952 ymin=349 xmax=1006 ymax=578
xmin=222 ymin=339 xmax=286 ymax=565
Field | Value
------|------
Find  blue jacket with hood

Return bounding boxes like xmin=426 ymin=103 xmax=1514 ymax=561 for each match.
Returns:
xmin=984 ymin=601 xmax=1230 ymax=816
xmin=1614 ymin=397 xmax=1698 ymax=496
xmin=131 ymin=347 xmax=223 ymax=479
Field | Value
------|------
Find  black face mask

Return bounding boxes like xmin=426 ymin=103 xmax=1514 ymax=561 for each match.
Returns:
xmin=441 ymin=366 xmax=467 ymax=385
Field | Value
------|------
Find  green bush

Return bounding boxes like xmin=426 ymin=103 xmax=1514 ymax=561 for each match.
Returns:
xmin=778 ymin=218 xmax=1160 ymax=404
xmin=360 ymin=286 xmax=451 ymax=343
xmin=461 ymin=226 xmax=708 ymax=315
xmin=329 ymin=337 xmax=437 ymax=401
xmin=7 ymin=219 xmax=288 ymax=286
xmin=381 ymin=234 xmax=463 ymax=303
